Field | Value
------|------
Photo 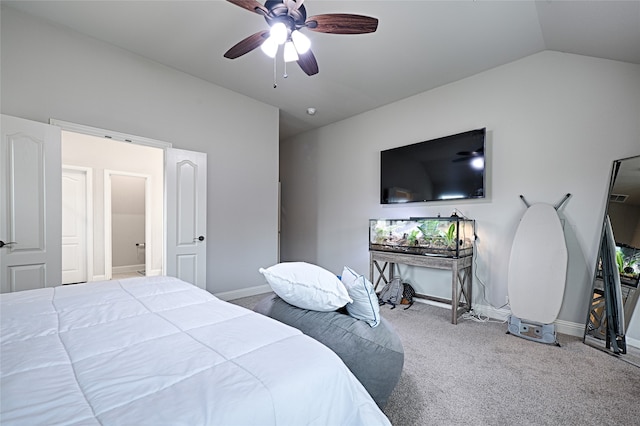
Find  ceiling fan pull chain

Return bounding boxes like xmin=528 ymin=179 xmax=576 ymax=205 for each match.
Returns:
xmin=283 ymin=60 xmax=288 ymax=79
xmin=273 ymin=55 xmax=277 ymax=88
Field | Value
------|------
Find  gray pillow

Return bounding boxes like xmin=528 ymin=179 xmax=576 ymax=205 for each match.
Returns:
xmin=254 ymin=294 xmax=404 ymax=408
xmin=340 ymin=266 xmax=381 ymax=327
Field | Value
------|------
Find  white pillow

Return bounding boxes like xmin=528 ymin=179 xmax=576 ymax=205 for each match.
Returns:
xmin=259 ymin=262 xmax=352 ymax=312
xmin=340 ymin=266 xmax=381 ymax=327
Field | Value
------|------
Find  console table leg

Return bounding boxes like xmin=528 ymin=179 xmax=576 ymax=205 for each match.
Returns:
xmin=369 ymin=255 xmax=374 ymax=289
xmin=452 ymin=260 xmax=459 ymax=324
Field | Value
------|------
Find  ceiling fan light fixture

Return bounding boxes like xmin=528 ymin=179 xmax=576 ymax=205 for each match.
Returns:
xmin=270 ymin=22 xmax=288 ymax=45
xmin=261 ymin=36 xmax=278 ymax=58
xmin=284 ymin=41 xmax=299 ymax=62
xmin=471 ymin=157 xmax=484 ymax=170
xmin=224 ymin=0 xmax=380 ymax=79
xmin=291 ymin=30 xmax=311 ymax=54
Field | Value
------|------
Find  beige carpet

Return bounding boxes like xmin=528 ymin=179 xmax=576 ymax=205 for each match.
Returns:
xmin=229 ymin=294 xmax=640 ymax=426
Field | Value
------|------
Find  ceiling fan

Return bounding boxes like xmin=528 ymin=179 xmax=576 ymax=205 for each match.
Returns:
xmin=223 ymin=0 xmax=378 ymax=77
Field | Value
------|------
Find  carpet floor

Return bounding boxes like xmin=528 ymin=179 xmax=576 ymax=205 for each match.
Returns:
xmin=229 ymin=294 xmax=640 ymax=426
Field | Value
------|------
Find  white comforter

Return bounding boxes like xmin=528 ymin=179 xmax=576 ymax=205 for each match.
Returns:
xmin=0 ymin=276 xmax=390 ymax=425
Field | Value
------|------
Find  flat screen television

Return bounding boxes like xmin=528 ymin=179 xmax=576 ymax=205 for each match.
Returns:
xmin=380 ymin=128 xmax=486 ymax=204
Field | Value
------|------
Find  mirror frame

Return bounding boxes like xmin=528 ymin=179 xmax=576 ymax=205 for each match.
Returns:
xmin=584 ymin=155 xmax=640 ymax=367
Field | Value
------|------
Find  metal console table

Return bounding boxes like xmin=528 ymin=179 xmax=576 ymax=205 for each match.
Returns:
xmin=369 ymin=250 xmax=473 ymax=324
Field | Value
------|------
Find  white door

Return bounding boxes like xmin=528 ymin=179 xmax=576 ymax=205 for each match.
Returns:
xmin=165 ymin=148 xmax=207 ymax=289
xmin=61 ymin=167 xmax=89 ymax=284
xmin=0 ymin=115 xmax=62 ymax=293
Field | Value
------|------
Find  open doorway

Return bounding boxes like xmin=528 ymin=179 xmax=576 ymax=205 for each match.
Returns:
xmin=61 ymin=131 xmax=164 ymax=282
xmin=107 ymin=173 xmax=148 ymax=280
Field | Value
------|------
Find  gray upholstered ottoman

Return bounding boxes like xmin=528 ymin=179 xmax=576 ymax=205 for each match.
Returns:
xmin=254 ymin=294 xmax=404 ymax=408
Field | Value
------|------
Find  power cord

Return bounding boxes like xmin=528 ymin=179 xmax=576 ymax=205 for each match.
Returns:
xmin=459 ymin=217 xmax=509 ymax=324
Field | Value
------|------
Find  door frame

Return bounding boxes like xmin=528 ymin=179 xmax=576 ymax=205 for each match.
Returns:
xmin=52 ymin=119 xmax=172 ymax=281
xmin=51 ymin=119 xmax=207 ymax=289
xmin=61 ymin=165 xmax=94 ymax=283
xmin=104 ymin=170 xmax=151 ymax=280
xmin=51 ymin=119 xmax=172 ymax=150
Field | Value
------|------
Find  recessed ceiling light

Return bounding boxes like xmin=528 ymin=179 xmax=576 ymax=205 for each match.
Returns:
xmin=306 ymin=107 xmax=317 ymax=115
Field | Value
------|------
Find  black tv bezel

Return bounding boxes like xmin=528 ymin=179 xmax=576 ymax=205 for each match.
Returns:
xmin=380 ymin=128 xmax=486 ymax=205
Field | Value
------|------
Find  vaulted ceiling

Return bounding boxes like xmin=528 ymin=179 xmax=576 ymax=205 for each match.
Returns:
xmin=4 ymin=1 xmax=640 ymax=140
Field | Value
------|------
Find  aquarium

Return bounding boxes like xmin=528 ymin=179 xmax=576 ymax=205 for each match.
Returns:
xmin=617 ymin=244 xmax=639 ymax=288
xmin=369 ymin=216 xmax=475 ymax=258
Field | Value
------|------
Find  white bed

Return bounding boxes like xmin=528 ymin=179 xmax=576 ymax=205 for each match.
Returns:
xmin=0 ymin=276 xmax=390 ymax=425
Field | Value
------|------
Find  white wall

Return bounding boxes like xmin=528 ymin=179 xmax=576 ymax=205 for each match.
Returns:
xmin=1 ymin=6 xmax=279 ymax=295
xmin=281 ymin=51 xmax=640 ymax=332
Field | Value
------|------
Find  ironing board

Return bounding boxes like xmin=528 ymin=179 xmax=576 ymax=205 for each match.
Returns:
xmin=507 ymin=194 xmax=569 ymax=344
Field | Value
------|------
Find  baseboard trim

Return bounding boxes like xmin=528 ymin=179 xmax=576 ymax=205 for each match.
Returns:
xmin=214 ymin=284 xmax=272 ymax=302
xmin=413 ymin=298 xmax=453 ymax=310
xmin=473 ymin=303 xmax=511 ymax=322
xmin=627 ymin=336 xmax=640 ymax=349
xmin=112 ymin=264 xmax=144 ymax=274
xmin=554 ymin=319 xmax=586 ymax=338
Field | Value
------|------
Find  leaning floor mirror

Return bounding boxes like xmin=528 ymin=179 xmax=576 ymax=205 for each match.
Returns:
xmin=584 ymin=155 xmax=640 ymax=367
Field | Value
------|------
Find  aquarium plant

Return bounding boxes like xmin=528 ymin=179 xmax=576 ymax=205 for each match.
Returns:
xmin=443 ymin=223 xmax=457 ymax=247
xmin=407 ymin=229 xmax=420 ymax=246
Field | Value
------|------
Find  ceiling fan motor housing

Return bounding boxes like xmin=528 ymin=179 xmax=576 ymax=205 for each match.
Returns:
xmin=264 ymin=0 xmax=307 ymax=29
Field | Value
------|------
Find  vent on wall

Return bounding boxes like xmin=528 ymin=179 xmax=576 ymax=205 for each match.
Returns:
xmin=609 ymin=193 xmax=629 ymax=203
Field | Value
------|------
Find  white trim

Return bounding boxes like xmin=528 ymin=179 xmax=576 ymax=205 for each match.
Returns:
xmin=554 ymin=319 xmax=586 ymax=338
xmin=145 ymin=268 xmax=162 ymax=277
xmin=214 ymin=284 xmax=272 ymax=302
xmin=50 ymin=119 xmax=172 ymax=149
xmin=414 ymin=298 xmax=456 ymax=310
xmin=112 ymin=264 xmax=145 ymax=274
xmin=473 ymin=303 xmax=511 ymax=322
xmin=104 ymin=171 xmax=112 ymax=280
xmin=626 ymin=336 xmax=640 ymax=349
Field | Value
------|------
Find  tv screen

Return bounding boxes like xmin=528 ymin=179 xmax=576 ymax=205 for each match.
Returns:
xmin=380 ymin=128 xmax=486 ymax=204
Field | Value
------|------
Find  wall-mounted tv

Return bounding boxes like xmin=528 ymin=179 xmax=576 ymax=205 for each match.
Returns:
xmin=380 ymin=128 xmax=486 ymax=204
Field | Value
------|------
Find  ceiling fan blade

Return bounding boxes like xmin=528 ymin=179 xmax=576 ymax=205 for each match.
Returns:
xmin=297 ymin=49 xmax=319 ymax=76
xmin=226 ymin=0 xmax=268 ymax=15
xmin=305 ymin=14 xmax=378 ymax=34
xmin=456 ymin=147 xmax=484 ymax=156
xmin=224 ymin=30 xmax=270 ymax=59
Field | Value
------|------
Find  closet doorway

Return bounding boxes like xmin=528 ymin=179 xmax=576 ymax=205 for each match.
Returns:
xmin=61 ymin=131 xmax=164 ymax=282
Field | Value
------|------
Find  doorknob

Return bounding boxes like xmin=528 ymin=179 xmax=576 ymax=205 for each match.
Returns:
xmin=0 ymin=240 xmax=17 ymax=248
xmin=194 ymin=236 xmax=205 ymax=242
